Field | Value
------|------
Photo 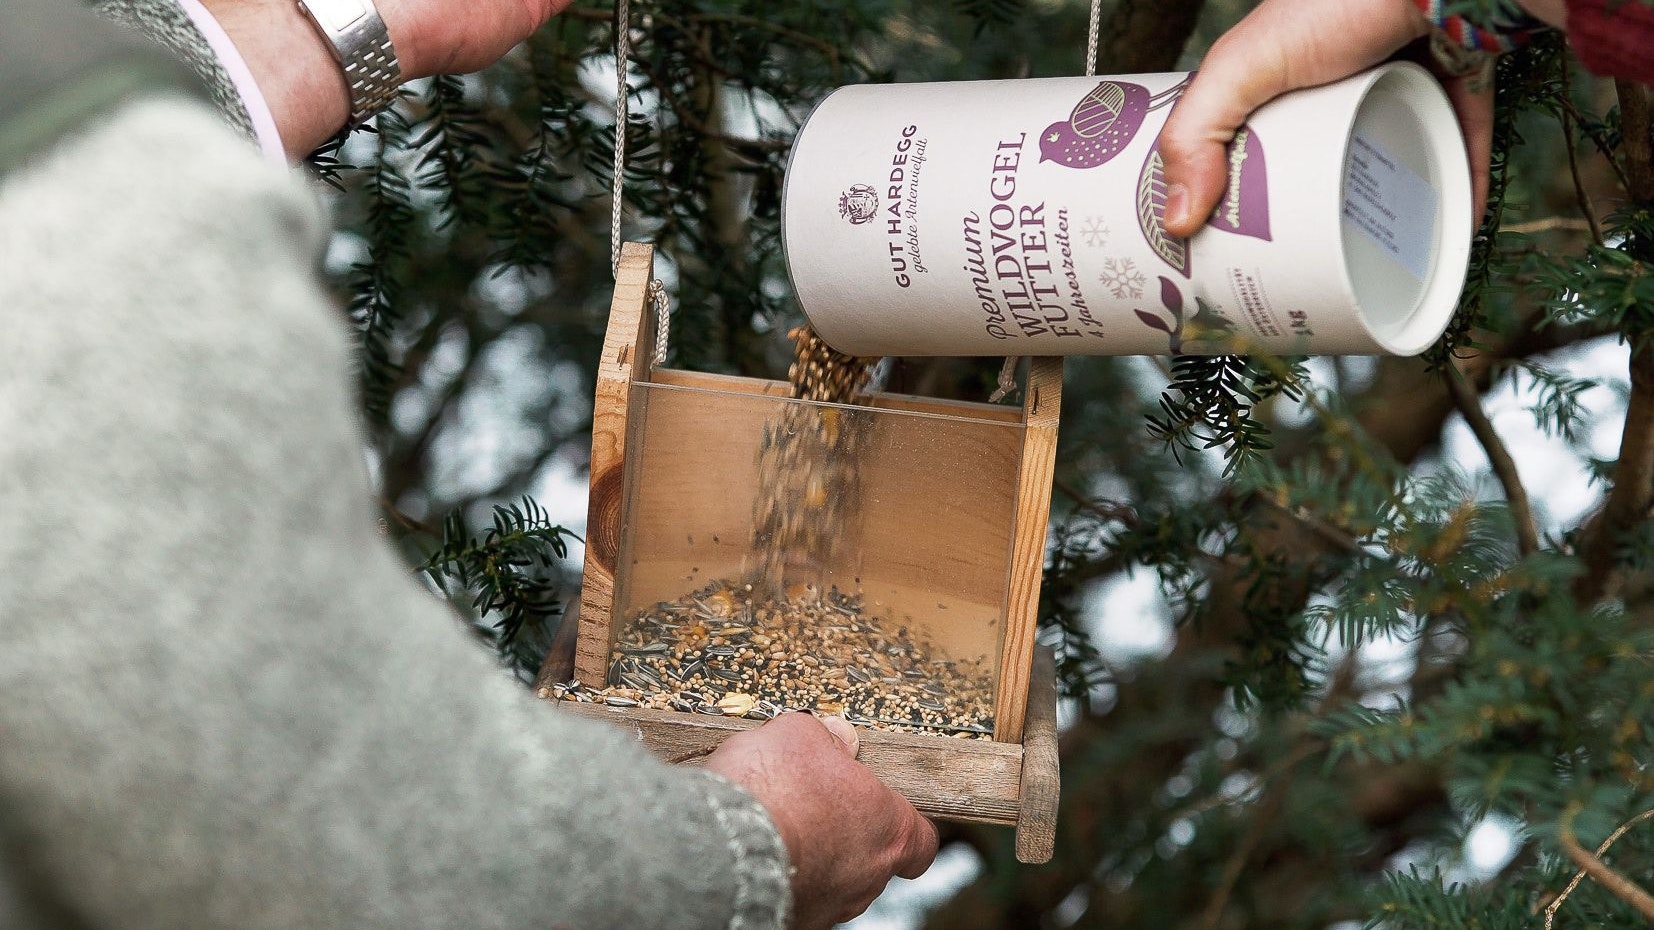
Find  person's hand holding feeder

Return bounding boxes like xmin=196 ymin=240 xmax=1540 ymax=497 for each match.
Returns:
xmin=705 ymin=712 xmax=939 ymax=930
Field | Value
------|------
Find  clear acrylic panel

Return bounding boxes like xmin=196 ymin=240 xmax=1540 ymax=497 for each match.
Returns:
xmin=607 ymin=379 xmax=1026 ymax=738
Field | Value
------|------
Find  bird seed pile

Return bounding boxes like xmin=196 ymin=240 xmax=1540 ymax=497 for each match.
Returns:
xmin=553 ymin=581 xmax=997 ymax=738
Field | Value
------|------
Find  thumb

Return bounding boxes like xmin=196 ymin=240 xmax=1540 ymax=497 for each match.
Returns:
xmin=1157 ymin=0 xmax=1430 ymax=238
xmin=893 ymin=809 xmax=940 ymax=880
xmin=819 ymin=714 xmax=860 ymax=758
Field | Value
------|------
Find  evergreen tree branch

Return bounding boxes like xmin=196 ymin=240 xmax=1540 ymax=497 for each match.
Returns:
xmin=1503 ymin=217 xmax=1594 ymax=235
xmin=1193 ymin=663 xmax=1361 ymax=924
xmin=1619 ymin=80 xmax=1654 ymax=203
xmin=1557 ymin=92 xmax=1632 ymax=191
xmin=1053 ymin=476 xmax=1140 ymax=528
xmin=1194 ymin=727 xmax=1332 ymax=930
xmin=654 ymin=10 xmax=846 ymax=79
xmin=347 ymin=108 xmax=415 ymax=426
xmin=1097 ymin=0 xmax=1206 ymax=72
xmin=1444 ymin=363 xmax=1539 ymax=557
xmin=380 ymin=359 xmax=469 ymax=506
xmin=1254 ymin=493 xmax=1366 ymax=557
xmin=1197 ymin=776 xmax=1288 ymax=930
xmin=1147 ymin=354 xmax=1309 ymax=478
xmin=632 ymin=55 xmax=788 ymax=156
xmin=1052 ymin=548 xmax=1135 ymax=590
xmin=378 ymin=495 xmax=437 ymax=537
xmin=1577 ymin=81 xmax=1654 ymax=604
xmin=1340 ymin=316 xmax=1611 ymax=470
xmin=421 ymin=495 xmax=574 ymax=649
xmin=1558 ymin=67 xmax=1603 ymax=245
xmin=1554 ymin=805 xmax=1654 ymax=923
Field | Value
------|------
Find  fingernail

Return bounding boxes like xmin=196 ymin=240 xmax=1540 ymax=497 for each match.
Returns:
xmin=820 ymin=715 xmax=860 ymax=757
xmin=1165 ymin=183 xmax=1191 ymax=231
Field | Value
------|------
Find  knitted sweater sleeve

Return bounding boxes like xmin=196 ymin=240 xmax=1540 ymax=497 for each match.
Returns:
xmin=1564 ymin=0 xmax=1654 ymax=85
xmin=0 ymin=95 xmax=788 ymax=930
xmin=91 ymin=0 xmax=257 ymax=142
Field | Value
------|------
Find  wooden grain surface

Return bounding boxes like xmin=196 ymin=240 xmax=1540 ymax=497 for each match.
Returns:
xmin=993 ymin=358 xmax=1063 ymax=744
xmin=865 ymin=390 xmax=1025 ymax=424
xmin=854 ymin=400 xmax=1023 ymax=665
xmin=539 ymin=644 xmax=1062 ymax=832
xmin=552 ymin=700 xmax=1026 ymax=825
xmin=575 ymin=242 xmax=657 ymax=685
xmin=1015 ymin=645 xmax=1060 ymax=863
xmin=535 ymin=602 xmax=580 ymax=691
xmin=614 ymin=383 xmax=783 ymax=608
xmin=649 ymin=368 xmax=1024 ymax=424
xmin=648 ymin=368 xmax=794 ymax=398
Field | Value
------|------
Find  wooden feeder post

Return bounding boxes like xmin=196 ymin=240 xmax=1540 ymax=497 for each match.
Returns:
xmin=539 ymin=242 xmax=1061 ymax=863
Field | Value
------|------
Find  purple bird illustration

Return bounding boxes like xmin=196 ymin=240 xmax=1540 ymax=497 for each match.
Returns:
xmin=1039 ymin=76 xmax=1191 ymax=170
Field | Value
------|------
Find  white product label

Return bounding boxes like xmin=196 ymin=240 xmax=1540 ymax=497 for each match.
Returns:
xmin=1342 ymin=134 xmax=1437 ymax=280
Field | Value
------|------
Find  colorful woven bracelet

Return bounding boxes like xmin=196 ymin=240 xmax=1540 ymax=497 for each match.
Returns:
xmin=1413 ymin=0 xmax=1546 ymax=53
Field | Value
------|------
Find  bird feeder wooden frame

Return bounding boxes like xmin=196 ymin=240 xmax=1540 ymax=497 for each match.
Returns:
xmin=537 ymin=242 xmax=1061 ymax=862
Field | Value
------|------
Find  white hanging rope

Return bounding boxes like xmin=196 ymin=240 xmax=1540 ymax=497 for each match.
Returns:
xmin=610 ymin=0 xmax=629 ymax=276
xmin=989 ymin=356 xmax=1021 ymax=403
xmin=1085 ymin=0 xmax=1102 ymax=77
xmin=649 ymin=278 xmax=670 ymax=363
xmin=610 ymin=0 xmax=672 ymax=364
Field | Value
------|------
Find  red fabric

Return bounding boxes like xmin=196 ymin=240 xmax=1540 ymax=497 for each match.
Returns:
xmin=1565 ymin=0 xmax=1654 ymax=85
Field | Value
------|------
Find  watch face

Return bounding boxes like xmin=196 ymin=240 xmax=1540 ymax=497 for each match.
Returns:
xmin=309 ymin=0 xmax=369 ymax=33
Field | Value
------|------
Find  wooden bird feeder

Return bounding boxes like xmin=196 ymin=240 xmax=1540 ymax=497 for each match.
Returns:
xmin=538 ymin=242 xmax=1061 ymax=863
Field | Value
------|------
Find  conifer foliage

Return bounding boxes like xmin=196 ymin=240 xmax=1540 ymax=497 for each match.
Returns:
xmin=326 ymin=1 xmax=1654 ymax=926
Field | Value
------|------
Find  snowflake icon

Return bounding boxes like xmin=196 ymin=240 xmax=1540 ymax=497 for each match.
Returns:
xmin=1099 ymin=256 xmax=1145 ymax=300
xmin=1081 ymin=215 xmax=1111 ymax=248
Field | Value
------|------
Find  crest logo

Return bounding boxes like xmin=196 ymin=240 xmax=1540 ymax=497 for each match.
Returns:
xmin=838 ymin=184 xmax=879 ymax=225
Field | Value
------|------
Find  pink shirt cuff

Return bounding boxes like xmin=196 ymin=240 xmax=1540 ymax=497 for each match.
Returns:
xmin=175 ymin=0 xmax=287 ymax=164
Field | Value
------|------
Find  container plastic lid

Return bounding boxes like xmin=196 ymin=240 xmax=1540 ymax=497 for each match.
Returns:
xmin=1339 ymin=62 xmax=1474 ymax=355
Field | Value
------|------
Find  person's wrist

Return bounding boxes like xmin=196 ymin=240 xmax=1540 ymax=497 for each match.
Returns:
xmin=202 ymin=0 xmax=439 ymax=157
xmin=366 ymin=0 xmax=432 ymax=79
xmin=202 ymin=0 xmax=351 ymax=156
xmin=704 ymin=751 xmax=808 ymax=870
xmin=300 ymin=0 xmax=409 ymax=127
xmin=1410 ymin=0 xmax=1549 ymax=52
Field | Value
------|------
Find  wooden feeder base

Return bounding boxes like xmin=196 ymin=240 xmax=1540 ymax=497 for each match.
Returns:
xmin=538 ymin=640 xmax=1059 ymax=864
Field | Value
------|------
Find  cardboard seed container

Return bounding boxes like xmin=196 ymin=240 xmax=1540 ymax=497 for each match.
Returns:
xmin=782 ymin=62 xmax=1473 ymax=357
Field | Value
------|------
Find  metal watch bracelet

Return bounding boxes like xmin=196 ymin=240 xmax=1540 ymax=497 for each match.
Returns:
xmin=296 ymin=0 xmax=402 ymax=126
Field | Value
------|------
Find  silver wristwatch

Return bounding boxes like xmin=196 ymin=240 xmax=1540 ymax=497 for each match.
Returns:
xmin=296 ymin=0 xmax=403 ymax=126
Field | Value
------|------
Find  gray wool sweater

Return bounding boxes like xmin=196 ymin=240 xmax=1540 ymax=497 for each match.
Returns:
xmin=0 ymin=5 xmax=791 ymax=930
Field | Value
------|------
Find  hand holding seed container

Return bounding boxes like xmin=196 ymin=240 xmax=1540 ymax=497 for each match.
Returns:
xmin=782 ymin=62 xmax=1473 ymax=357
